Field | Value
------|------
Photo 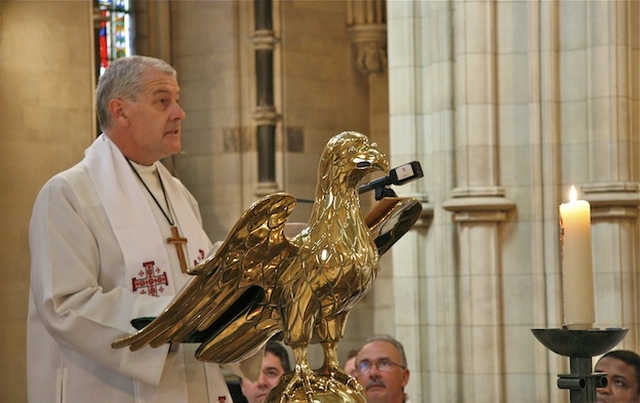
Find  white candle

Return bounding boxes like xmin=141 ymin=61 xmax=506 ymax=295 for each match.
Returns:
xmin=559 ymin=186 xmax=595 ymax=329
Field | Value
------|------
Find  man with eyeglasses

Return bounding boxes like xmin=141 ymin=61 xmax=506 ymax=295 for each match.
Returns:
xmin=355 ymin=334 xmax=410 ymax=403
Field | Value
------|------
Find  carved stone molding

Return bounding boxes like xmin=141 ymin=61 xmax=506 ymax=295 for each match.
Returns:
xmin=251 ymin=29 xmax=277 ymax=51
xmin=442 ymin=186 xmax=516 ymax=223
xmin=346 ymin=0 xmax=386 ymax=75
xmin=348 ymin=24 xmax=387 ymax=75
xmin=582 ymin=182 xmax=640 ymax=219
xmin=252 ymin=106 xmax=279 ymax=126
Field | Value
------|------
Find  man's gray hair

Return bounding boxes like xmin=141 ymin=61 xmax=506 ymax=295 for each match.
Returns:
xmin=95 ymin=55 xmax=177 ymax=131
xmin=364 ymin=333 xmax=408 ymax=368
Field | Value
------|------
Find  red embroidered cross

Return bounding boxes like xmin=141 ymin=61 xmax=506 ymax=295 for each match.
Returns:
xmin=132 ymin=261 xmax=169 ymax=297
xmin=193 ymin=249 xmax=206 ymax=266
xmin=218 ymin=397 xmax=226 ymax=403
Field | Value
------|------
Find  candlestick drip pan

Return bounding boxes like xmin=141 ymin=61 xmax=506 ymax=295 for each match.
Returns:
xmin=531 ymin=328 xmax=627 ymax=358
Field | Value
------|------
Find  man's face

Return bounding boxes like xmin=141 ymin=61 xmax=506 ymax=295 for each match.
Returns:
xmin=355 ymin=341 xmax=409 ymax=403
xmin=119 ymin=66 xmax=186 ymax=165
xmin=595 ymin=356 xmax=640 ymax=403
xmin=240 ymin=352 xmax=286 ymax=403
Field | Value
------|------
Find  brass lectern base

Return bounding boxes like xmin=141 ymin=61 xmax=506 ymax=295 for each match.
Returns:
xmin=264 ymin=371 xmax=366 ymax=403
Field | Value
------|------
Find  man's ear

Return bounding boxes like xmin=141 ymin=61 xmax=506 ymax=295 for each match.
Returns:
xmin=109 ymin=99 xmax=129 ymax=124
xmin=402 ymin=369 xmax=410 ymax=388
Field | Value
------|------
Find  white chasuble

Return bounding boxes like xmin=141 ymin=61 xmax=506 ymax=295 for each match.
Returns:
xmin=27 ymin=134 xmax=234 ymax=403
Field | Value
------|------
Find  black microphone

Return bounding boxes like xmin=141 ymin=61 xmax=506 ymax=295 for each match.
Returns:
xmin=359 ymin=161 xmax=423 ymax=196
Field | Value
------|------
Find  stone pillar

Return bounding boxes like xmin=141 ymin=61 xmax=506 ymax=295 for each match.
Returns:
xmin=346 ymin=0 xmax=396 ymax=343
xmin=132 ymin=1 xmax=172 ymax=63
xmin=253 ymin=0 xmax=278 ymax=196
xmin=346 ymin=0 xmax=389 ymax=147
xmin=346 ymin=0 xmax=386 ymax=76
xmin=386 ymin=1 xmax=442 ymax=401
xmin=442 ymin=1 xmax=515 ymax=402
xmin=579 ymin=0 xmax=640 ymax=349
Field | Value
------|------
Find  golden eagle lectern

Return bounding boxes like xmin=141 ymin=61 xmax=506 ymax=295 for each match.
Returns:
xmin=113 ymin=131 xmax=422 ymax=403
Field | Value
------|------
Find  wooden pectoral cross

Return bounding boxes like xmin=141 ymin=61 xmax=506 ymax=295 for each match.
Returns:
xmin=167 ymin=226 xmax=188 ymax=273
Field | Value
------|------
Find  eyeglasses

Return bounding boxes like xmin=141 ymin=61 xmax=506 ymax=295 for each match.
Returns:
xmin=356 ymin=358 xmax=406 ymax=373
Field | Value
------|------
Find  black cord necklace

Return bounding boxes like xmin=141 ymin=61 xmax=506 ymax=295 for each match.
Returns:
xmin=125 ymin=157 xmax=190 ymax=272
xmin=125 ymin=157 xmax=174 ymax=226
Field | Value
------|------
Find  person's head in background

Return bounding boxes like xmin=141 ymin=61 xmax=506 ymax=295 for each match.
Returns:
xmin=595 ymin=349 xmax=640 ymax=403
xmin=240 ymin=340 xmax=291 ymax=403
xmin=355 ymin=334 xmax=409 ymax=403
xmin=344 ymin=348 xmax=359 ymax=377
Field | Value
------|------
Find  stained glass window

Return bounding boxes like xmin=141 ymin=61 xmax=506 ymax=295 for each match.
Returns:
xmin=96 ymin=0 xmax=133 ymax=76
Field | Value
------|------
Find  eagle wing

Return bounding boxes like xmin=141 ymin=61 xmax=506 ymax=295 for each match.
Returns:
xmin=112 ymin=193 xmax=298 ymax=357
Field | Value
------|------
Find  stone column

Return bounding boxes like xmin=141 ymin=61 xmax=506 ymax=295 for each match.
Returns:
xmin=346 ymin=0 xmax=389 ymax=148
xmin=579 ymin=0 xmax=640 ymax=349
xmin=131 ymin=1 xmax=172 ymax=63
xmin=346 ymin=0 xmax=386 ymax=76
xmin=386 ymin=1 xmax=445 ymax=402
xmin=253 ymin=0 xmax=278 ymax=196
xmin=442 ymin=1 xmax=515 ymax=402
xmin=346 ymin=0 xmax=396 ymax=342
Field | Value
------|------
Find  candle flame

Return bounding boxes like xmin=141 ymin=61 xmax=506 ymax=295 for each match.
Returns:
xmin=569 ymin=185 xmax=577 ymax=202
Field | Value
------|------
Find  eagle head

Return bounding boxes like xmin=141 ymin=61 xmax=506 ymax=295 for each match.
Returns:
xmin=319 ymin=131 xmax=389 ymax=190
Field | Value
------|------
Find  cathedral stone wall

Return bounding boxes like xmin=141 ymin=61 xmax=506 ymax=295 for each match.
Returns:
xmin=388 ymin=2 xmax=640 ymax=402
xmin=0 ymin=2 xmax=95 ymax=402
xmin=2 ymin=1 xmax=638 ymax=403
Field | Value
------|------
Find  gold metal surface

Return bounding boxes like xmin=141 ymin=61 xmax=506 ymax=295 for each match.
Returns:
xmin=113 ymin=131 xmax=422 ymax=403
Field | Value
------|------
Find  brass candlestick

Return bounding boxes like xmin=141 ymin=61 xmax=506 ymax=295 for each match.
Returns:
xmin=531 ymin=327 xmax=628 ymax=403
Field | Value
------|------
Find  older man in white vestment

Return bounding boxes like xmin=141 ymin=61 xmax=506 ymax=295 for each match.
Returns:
xmin=27 ymin=55 xmax=259 ymax=403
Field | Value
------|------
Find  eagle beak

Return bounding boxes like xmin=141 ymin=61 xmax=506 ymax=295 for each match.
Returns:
xmin=355 ymin=142 xmax=389 ymax=174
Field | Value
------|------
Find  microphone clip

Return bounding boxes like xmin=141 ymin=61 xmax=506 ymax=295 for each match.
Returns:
xmin=359 ymin=161 xmax=424 ymax=201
